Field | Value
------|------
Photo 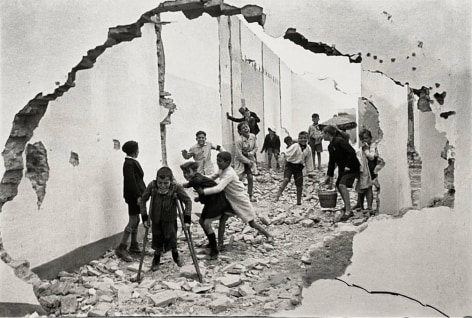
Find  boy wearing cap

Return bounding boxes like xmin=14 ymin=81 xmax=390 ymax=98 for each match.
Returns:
xmin=261 ymin=127 xmax=281 ymax=170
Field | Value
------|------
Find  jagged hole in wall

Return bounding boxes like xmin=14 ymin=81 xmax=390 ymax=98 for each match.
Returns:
xmin=69 ymin=152 xmax=79 ymax=167
xmin=113 ymin=139 xmax=121 ymax=150
xmin=25 ymin=142 xmax=50 ymax=209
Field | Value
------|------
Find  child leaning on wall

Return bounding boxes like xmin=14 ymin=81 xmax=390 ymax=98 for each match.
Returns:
xmin=354 ymin=128 xmax=385 ymax=214
xmin=140 ymin=167 xmax=192 ymax=271
xmin=196 ymin=151 xmax=274 ymax=243
xmin=180 ymin=161 xmax=234 ymax=259
xmin=115 ymin=140 xmax=147 ymax=262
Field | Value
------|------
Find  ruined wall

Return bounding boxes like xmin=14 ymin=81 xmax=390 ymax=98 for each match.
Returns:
xmin=240 ymin=18 xmax=265 ymax=153
xmin=0 ymin=23 xmax=160 ymax=268
xmin=417 ymin=112 xmax=448 ymax=208
xmin=228 ymin=0 xmax=471 ymax=214
xmin=362 ymin=71 xmax=411 ymax=214
xmin=160 ymin=13 xmax=221 ymax=180
xmin=279 ymin=61 xmax=293 ymax=140
xmin=261 ymin=43 xmax=281 ymax=143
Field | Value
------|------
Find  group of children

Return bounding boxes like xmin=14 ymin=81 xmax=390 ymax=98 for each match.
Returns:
xmin=115 ymin=110 xmax=384 ymax=270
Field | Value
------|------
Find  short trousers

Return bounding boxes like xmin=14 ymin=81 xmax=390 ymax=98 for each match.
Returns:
xmin=336 ymin=170 xmax=360 ymax=188
xmin=128 ymin=202 xmax=140 ymax=216
xmin=284 ymin=162 xmax=304 ymax=187
xmin=312 ymin=143 xmax=323 ymax=153
xmin=267 ymin=148 xmax=280 ymax=157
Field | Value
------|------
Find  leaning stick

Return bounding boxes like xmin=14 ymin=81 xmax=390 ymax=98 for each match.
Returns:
xmin=175 ymin=196 xmax=203 ymax=283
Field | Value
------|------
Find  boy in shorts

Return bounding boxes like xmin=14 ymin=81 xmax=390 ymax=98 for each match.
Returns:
xmin=274 ymin=131 xmax=314 ymax=205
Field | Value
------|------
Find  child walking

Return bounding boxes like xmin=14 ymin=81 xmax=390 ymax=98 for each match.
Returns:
xmin=181 ymin=130 xmax=224 ymax=175
xmin=115 ymin=140 xmax=147 ymax=262
xmin=308 ymin=113 xmax=324 ymax=170
xmin=274 ymin=131 xmax=315 ymax=205
xmin=140 ymin=167 xmax=192 ymax=271
xmin=354 ymin=129 xmax=385 ymax=214
xmin=261 ymin=127 xmax=281 ymax=170
xmin=234 ymin=122 xmax=258 ymax=202
xmin=180 ymin=161 xmax=234 ymax=258
xmin=323 ymin=125 xmax=361 ymax=221
xmin=196 ymin=152 xmax=273 ymax=243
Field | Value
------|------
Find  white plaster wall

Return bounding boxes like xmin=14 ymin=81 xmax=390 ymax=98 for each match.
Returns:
xmin=418 ymin=112 xmax=448 ymax=208
xmin=1 ymin=24 xmax=160 ymax=267
xmin=279 ymin=61 xmax=292 ymax=140
xmin=0 ymin=0 xmax=162 ymax=178
xmin=228 ymin=0 xmax=471 ymax=215
xmin=261 ymin=43 xmax=280 ymax=154
xmin=160 ymin=13 xmax=221 ymax=182
xmin=362 ymin=71 xmax=411 ymax=215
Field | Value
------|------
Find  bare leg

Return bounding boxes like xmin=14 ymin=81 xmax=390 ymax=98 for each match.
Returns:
xmin=267 ymin=153 xmax=272 ymax=169
xmin=274 ymin=179 xmax=290 ymax=202
xmin=203 ymin=219 xmax=215 ymax=235
xmin=317 ymin=152 xmax=322 ymax=169
xmin=247 ymin=171 xmax=254 ymax=200
xmin=217 ymin=214 xmax=229 ymax=249
xmin=337 ymin=184 xmax=352 ymax=214
xmin=296 ymin=186 xmax=303 ymax=205
xmin=248 ymin=220 xmax=273 ymax=240
xmin=365 ymin=186 xmax=374 ymax=210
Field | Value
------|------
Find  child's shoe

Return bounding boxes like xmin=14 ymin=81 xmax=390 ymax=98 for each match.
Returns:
xmin=129 ymin=242 xmax=142 ymax=253
xmin=151 ymin=253 xmax=161 ymax=272
xmin=172 ymin=250 xmax=184 ymax=267
xmin=115 ymin=244 xmax=133 ymax=262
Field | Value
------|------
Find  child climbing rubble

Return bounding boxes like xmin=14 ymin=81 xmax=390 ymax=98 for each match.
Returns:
xmin=140 ymin=167 xmax=192 ymax=271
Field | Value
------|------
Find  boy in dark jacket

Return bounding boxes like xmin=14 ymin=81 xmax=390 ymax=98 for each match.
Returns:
xmin=261 ymin=127 xmax=281 ymax=170
xmin=226 ymin=107 xmax=261 ymax=136
xmin=180 ymin=161 xmax=234 ymax=258
xmin=323 ymin=125 xmax=361 ymax=221
xmin=116 ymin=140 xmax=147 ymax=262
xmin=140 ymin=167 xmax=192 ymax=271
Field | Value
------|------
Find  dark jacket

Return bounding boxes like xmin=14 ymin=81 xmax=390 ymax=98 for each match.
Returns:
xmin=123 ymin=158 xmax=146 ymax=204
xmin=228 ymin=111 xmax=261 ymax=135
xmin=327 ymin=137 xmax=360 ymax=177
xmin=141 ymin=181 xmax=192 ymax=224
xmin=261 ymin=134 xmax=281 ymax=152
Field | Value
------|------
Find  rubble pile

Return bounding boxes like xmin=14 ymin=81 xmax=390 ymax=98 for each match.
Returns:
xmin=31 ymin=166 xmax=376 ymax=317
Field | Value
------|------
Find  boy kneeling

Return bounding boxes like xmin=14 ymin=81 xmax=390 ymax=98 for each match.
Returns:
xmin=140 ymin=167 xmax=192 ymax=271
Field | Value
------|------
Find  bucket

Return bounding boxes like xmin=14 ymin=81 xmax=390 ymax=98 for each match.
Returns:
xmin=318 ymin=190 xmax=338 ymax=208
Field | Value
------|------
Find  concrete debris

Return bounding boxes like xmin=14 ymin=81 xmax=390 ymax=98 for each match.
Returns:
xmin=87 ymin=302 xmax=114 ymax=317
xmin=31 ymin=166 xmax=378 ymax=316
xmin=209 ymin=296 xmax=234 ymax=313
xmin=60 ymin=295 xmax=78 ymax=314
xmin=147 ymin=291 xmax=179 ymax=307
xmin=219 ymin=274 xmax=242 ymax=287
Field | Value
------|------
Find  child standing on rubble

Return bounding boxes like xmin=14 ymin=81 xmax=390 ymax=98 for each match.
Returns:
xmin=180 ymin=161 xmax=234 ymax=259
xmin=274 ymin=131 xmax=315 ymax=205
xmin=140 ymin=167 xmax=192 ymax=271
xmin=115 ymin=140 xmax=147 ymax=262
xmin=261 ymin=127 xmax=281 ymax=170
xmin=354 ymin=129 xmax=385 ymax=214
xmin=196 ymin=151 xmax=274 ymax=243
